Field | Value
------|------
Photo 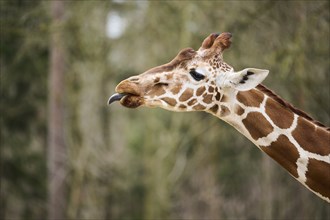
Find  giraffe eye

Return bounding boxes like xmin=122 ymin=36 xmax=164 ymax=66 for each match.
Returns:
xmin=189 ymin=69 xmax=205 ymax=81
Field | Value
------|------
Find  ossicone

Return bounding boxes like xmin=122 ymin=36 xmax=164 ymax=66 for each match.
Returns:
xmin=199 ymin=32 xmax=232 ymax=56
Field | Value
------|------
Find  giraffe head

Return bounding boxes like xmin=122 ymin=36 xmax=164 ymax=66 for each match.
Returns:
xmin=109 ymin=32 xmax=269 ymax=116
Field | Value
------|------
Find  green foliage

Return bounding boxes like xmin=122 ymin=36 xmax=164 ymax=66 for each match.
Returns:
xmin=1 ymin=0 xmax=49 ymax=219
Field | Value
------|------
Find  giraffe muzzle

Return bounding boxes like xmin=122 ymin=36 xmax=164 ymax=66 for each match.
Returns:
xmin=108 ymin=78 xmax=145 ymax=108
xmin=108 ymin=92 xmax=144 ymax=108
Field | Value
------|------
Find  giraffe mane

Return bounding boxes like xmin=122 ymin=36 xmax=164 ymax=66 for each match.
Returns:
xmin=256 ymin=84 xmax=330 ymax=131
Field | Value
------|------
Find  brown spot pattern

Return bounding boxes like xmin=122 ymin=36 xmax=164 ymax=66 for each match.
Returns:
xmin=151 ymin=86 xmax=166 ymax=97
xmin=203 ymin=94 xmax=213 ymax=104
xmin=243 ymin=112 xmax=274 ymax=140
xmin=208 ymin=87 xmax=214 ymax=93
xmin=196 ymin=87 xmax=206 ymax=96
xmin=215 ymin=93 xmax=221 ymax=101
xmin=257 ymin=84 xmax=330 ymax=131
xmin=179 ymin=88 xmax=193 ymax=102
xmin=235 ymin=105 xmax=244 ymax=116
xmin=260 ymin=135 xmax=299 ymax=178
xmin=179 ymin=104 xmax=186 ymax=109
xmin=209 ymin=104 xmax=219 ymax=114
xmin=237 ymin=89 xmax=264 ymax=107
xmin=265 ymin=98 xmax=294 ymax=129
xmin=193 ymin=104 xmax=205 ymax=111
xmin=305 ymin=159 xmax=330 ymax=199
xmin=292 ymin=117 xmax=330 ymax=156
xmin=170 ymin=85 xmax=181 ymax=95
xmin=219 ymin=105 xmax=230 ymax=117
xmin=220 ymin=94 xmax=228 ymax=102
xmin=188 ymin=99 xmax=197 ymax=106
xmin=161 ymin=97 xmax=177 ymax=106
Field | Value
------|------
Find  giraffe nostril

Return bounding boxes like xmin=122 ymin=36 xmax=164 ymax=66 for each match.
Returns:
xmin=129 ymin=77 xmax=139 ymax=82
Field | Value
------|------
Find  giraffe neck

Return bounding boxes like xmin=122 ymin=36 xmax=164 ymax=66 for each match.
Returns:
xmin=210 ymin=85 xmax=330 ymax=202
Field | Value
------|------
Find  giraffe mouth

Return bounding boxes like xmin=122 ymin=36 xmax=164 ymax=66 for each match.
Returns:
xmin=108 ymin=93 xmax=144 ymax=108
xmin=108 ymin=93 xmax=127 ymax=105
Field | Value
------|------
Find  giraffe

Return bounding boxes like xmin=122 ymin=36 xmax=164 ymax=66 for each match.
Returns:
xmin=108 ymin=32 xmax=330 ymax=202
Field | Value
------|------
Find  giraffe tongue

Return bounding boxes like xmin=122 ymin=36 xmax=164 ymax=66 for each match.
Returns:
xmin=108 ymin=93 xmax=127 ymax=105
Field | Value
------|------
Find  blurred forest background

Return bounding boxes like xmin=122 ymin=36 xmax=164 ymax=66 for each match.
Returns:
xmin=1 ymin=0 xmax=329 ymax=220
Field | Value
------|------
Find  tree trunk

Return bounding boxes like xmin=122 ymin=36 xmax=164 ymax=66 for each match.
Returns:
xmin=48 ymin=1 xmax=67 ymax=219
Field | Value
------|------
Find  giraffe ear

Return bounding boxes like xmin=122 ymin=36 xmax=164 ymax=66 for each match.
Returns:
xmin=216 ymin=68 xmax=269 ymax=91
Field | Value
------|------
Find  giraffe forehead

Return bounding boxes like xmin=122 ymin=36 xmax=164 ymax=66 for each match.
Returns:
xmin=145 ymin=54 xmax=224 ymax=84
xmin=159 ymin=65 xmax=216 ymax=86
xmin=147 ymin=70 xmax=187 ymax=82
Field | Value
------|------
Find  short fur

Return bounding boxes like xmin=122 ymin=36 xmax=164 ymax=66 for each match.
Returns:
xmin=256 ymin=84 xmax=330 ymax=131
